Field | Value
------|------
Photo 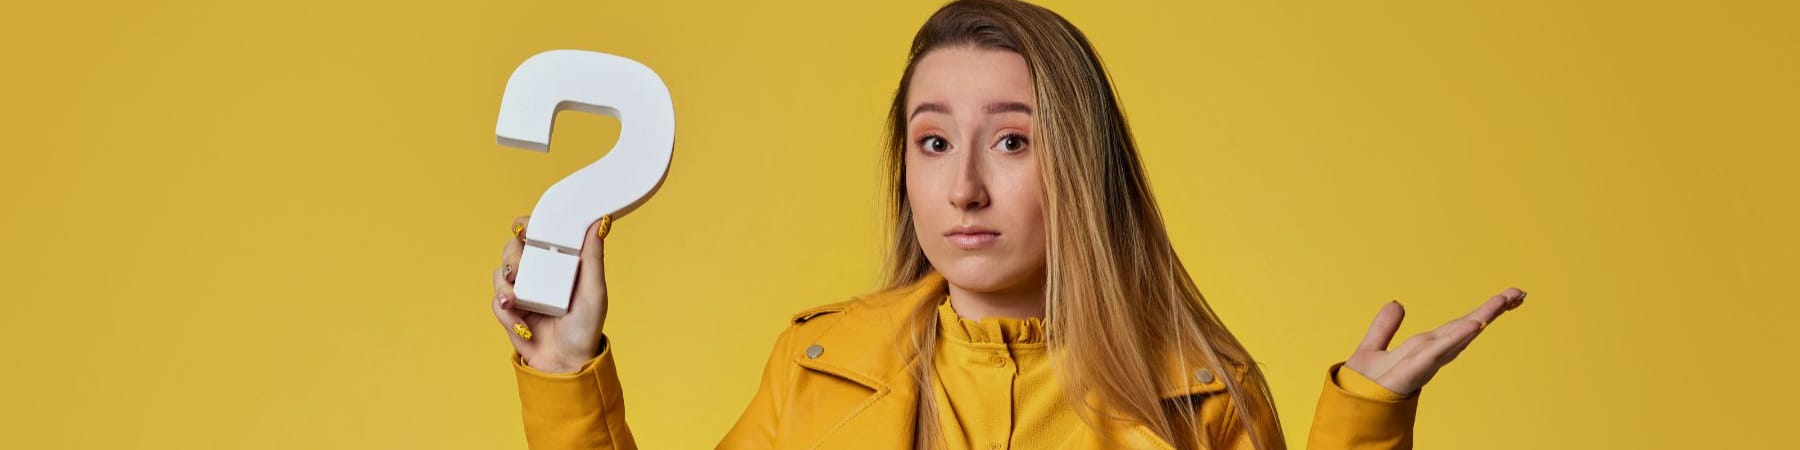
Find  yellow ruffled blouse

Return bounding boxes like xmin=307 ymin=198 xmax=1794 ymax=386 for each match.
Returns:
xmin=930 ymin=296 xmax=1081 ymax=449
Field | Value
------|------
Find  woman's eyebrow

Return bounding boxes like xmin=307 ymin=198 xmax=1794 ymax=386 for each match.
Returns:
xmin=909 ymin=101 xmax=1032 ymax=121
xmin=983 ymin=101 xmax=1032 ymax=115
xmin=909 ymin=102 xmax=950 ymax=121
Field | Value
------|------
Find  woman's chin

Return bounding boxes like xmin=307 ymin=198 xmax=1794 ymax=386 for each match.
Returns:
xmin=934 ymin=259 xmax=1039 ymax=294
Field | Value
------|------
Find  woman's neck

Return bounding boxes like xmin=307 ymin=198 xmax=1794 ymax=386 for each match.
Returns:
xmin=945 ymin=276 xmax=1047 ymax=321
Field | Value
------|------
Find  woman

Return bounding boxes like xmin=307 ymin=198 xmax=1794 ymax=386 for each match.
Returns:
xmin=489 ymin=1 xmax=1526 ymax=449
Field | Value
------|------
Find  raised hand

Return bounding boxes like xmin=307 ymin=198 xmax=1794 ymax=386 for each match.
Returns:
xmin=1345 ymin=287 xmax=1527 ymax=395
xmin=490 ymin=215 xmax=612 ymax=374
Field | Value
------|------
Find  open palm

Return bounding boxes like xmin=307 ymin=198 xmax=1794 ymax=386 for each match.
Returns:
xmin=1346 ymin=287 xmax=1527 ymax=395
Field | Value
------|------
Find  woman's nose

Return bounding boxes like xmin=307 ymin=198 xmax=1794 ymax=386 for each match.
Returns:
xmin=948 ymin=150 xmax=989 ymax=211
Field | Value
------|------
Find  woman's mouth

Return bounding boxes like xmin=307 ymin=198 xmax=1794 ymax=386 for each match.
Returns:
xmin=945 ymin=225 xmax=1000 ymax=250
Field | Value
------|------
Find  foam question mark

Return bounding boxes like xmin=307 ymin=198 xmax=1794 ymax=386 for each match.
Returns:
xmin=495 ymin=49 xmax=675 ymax=316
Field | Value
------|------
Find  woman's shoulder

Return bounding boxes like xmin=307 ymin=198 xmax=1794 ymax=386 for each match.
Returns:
xmin=788 ymin=297 xmax=857 ymax=324
xmin=792 ymin=272 xmax=945 ymax=321
xmin=784 ymin=289 xmax=913 ymax=326
xmin=782 ymin=275 xmax=945 ymax=335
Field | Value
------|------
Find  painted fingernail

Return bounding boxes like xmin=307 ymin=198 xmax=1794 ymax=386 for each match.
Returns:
xmin=595 ymin=215 xmax=613 ymax=240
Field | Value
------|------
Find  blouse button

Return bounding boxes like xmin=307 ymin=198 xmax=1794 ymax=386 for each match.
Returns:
xmin=805 ymin=344 xmax=824 ymax=359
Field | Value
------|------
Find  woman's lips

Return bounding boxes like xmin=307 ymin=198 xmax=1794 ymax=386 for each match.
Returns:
xmin=947 ymin=232 xmax=999 ymax=249
xmin=945 ymin=227 xmax=1000 ymax=250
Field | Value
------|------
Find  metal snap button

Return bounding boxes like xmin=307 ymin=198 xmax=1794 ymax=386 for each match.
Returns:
xmin=805 ymin=344 xmax=824 ymax=359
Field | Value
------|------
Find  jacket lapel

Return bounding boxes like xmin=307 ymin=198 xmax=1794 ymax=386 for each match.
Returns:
xmin=792 ymin=272 xmax=947 ymax=450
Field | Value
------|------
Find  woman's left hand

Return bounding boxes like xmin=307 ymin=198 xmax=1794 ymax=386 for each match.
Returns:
xmin=1345 ymin=287 xmax=1527 ymax=395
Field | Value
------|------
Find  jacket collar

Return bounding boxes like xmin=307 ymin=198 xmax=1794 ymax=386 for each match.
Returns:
xmin=795 ymin=271 xmax=944 ymax=393
xmin=791 ymin=270 xmax=1240 ymax=448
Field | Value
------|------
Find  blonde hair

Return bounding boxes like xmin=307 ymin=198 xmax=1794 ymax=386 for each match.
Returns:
xmin=880 ymin=1 xmax=1285 ymax=449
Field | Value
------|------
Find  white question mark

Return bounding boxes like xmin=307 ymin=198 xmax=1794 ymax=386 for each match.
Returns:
xmin=495 ymin=49 xmax=675 ymax=316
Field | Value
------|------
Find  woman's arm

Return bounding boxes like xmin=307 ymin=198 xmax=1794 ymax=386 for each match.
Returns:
xmin=507 ymin=328 xmax=796 ymax=450
xmin=492 ymin=216 xmax=630 ymax=449
xmin=507 ymin=318 xmax=797 ymax=450
xmin=1208 ymin=289 xmax=1524 ymax=450
xmin=1304 ymin=363 xmax=1419 ymax=449
xmin=493 ymin=215 xmax=798 ymax=449
xmin=1305 ymin=288 xmax=1528 ymax=449
xmin=1197 ymin=363 xmax=1413 ymax=450
xmin=512 ymin=338 xmax=637 ymax=450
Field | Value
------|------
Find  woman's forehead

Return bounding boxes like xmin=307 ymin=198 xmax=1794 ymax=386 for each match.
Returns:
xmin=906 ymin=46 xmax=1035 ymax=112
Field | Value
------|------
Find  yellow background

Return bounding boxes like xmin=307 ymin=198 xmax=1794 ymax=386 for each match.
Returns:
xmin=3 ymin=1 xmax=1794 ymax=448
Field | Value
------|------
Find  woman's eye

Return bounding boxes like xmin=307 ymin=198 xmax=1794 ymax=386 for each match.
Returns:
xmin=995 ymin=134 xmax=1029 ymax=153
xmin=919 ymin=135 xmax=949 ymax=153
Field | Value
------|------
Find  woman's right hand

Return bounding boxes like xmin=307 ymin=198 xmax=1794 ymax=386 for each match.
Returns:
xmin=491 ymin=215 xmax=611 ymax=374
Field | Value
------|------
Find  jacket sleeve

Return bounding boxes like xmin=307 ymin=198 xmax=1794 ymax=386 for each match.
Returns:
xmin=1305 ymin=362 xmax=1419 ymax=450
xmin=512 ymin=335 xmax=637 ymax=450
xmin=716 ymin=324 xmax=800 ymax=449
xmin=1206 ymin=362 xmax=1417 ymax=450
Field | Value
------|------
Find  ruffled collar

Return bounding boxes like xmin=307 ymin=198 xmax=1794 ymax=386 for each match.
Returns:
xmin=935 ymin=296 xmax=1047 ymax=345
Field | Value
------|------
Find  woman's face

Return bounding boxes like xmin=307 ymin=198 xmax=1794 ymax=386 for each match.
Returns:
xmin=904 ymin=46 xmax=1047 ymax=296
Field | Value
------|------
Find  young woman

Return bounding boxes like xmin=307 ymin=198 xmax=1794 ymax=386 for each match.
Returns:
xmin=488 ymin=1 xmax=1526 ymax=449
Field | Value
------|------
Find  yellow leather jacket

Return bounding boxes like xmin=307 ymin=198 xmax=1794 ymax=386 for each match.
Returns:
xmin=512 ymin=271 xmax=1417 ymax=449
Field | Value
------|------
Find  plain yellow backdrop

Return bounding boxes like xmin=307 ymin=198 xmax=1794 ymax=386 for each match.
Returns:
xmin=2 ymin=0 xmax=1795 ymax=448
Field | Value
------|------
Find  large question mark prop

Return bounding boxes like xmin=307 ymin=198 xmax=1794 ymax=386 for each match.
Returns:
xmin=496 ymin=50 xmax=675 ymax=316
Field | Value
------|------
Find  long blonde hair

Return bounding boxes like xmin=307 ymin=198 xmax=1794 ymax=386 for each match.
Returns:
xmin=880 ymin=1 xmax=1285 ymax=449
